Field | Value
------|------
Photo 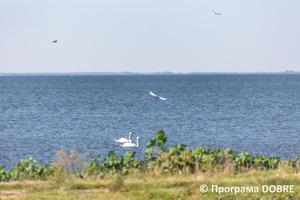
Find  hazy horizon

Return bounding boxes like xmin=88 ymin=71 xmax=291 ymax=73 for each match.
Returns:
xmin=1 ymin=70 xmax=299 ymax=75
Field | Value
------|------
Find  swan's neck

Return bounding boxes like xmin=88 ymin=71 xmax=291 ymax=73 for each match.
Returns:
xmin=128 ymin=133 xmax=131 ymax=141
xmin=136 ymin=138 xmax=139 ymax=147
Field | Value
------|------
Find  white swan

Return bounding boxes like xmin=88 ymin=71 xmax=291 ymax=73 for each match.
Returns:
xmin=149 ymin=91 xmax=167 ymax=100
xmin=120 ymin=137 xmax=140 ymax=147
xmin=115 ymin=132 xmax=133 ymax=143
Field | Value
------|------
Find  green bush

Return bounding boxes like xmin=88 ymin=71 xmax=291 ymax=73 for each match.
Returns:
xmin=1 ymin=129 xmax=299 ymax=181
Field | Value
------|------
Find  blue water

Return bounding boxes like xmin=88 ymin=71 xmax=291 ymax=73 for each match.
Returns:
xmin=1 ymin=75 xmax=300 ymax=168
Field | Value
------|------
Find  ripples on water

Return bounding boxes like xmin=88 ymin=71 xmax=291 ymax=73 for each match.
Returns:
xmin=1 ymin=75 xmax=300 ymax=167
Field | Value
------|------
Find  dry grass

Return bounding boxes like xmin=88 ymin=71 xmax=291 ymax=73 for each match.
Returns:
xmin=1 ymin=169 xmax=300 ymax=199
xmin=52 ymin=147 xmax=90 ymax=174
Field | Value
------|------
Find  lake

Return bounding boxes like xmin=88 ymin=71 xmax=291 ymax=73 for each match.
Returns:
xmin=1 ymin=75 xmax=300 ymax=167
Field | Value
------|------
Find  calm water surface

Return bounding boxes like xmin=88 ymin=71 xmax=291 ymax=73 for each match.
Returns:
xmin=1 ymin=75 xmax=300 ymax=167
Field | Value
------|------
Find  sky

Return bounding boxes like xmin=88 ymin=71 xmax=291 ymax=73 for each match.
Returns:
xmin=1 ymin=0 xmax=300 ymax=73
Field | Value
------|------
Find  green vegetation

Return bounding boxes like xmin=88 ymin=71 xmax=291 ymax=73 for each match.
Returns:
xmin=1 ymin=129 xmax=300 ymax=199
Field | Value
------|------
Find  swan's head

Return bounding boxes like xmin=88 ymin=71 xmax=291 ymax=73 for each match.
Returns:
xmin=130 ymin=132 xmax=133 ymax=135
xmin=137 ymin=137 xmax=140 ymax=140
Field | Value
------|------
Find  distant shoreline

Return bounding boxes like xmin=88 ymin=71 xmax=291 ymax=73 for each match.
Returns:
xmin=0 ymin=71 xmax=300 ymax=76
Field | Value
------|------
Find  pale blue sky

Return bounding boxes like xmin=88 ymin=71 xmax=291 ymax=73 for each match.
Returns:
xmin=1 ymin=0 xmax=300 ymax=73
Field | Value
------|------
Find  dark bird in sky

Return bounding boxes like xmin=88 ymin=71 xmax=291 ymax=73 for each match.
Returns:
xmin=53 ymin=40 xmax=57 ymax=43
xmin=212 ymin=10 xmax=221 ymax=15
xmin=149 ymin=91 xmax=167 ymax=100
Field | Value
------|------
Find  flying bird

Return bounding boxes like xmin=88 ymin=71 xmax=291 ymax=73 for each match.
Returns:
xmin=149 ymin=91 xmax=167 ymax=100
xmin=53 ymin=40 xmax=57 ymax=43
xmin=212 ymin=10 xmax=221 ymax=15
